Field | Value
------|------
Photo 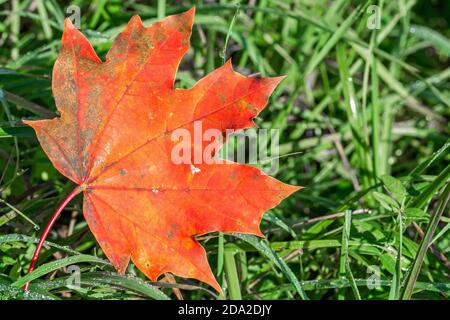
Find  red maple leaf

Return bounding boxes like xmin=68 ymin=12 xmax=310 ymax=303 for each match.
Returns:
xmin=24 ymin=8 xmax=300 ymax=292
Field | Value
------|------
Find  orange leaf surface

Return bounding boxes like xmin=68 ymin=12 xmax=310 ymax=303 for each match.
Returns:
xmin=24 ymin=8 xmax=300 ymax=291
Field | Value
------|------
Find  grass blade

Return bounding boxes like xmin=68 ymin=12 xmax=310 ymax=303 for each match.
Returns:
xmin=401 ymin=182 xmax=450 ymax=299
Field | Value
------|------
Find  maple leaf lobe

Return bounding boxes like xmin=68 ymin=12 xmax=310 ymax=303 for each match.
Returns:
xmin=24 ymin=7 xmax=301 ymax=292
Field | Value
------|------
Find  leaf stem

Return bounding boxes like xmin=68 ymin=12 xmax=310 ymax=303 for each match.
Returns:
xmin=23 ymin=186 xmax=82 ymax=291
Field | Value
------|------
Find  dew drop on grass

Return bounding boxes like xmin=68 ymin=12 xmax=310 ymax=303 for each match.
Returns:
xmin=41 ymin=171 xmax=49 ymax=181
xmin=23 ymin=290 xmax=30 ymax=299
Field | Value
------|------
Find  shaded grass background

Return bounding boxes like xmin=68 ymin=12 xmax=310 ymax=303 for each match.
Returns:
xmin=0 ymin=0 xmax=449 ymax=299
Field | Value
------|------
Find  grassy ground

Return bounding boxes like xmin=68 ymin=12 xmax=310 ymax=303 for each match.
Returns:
xmin=0 ymin=0 xmax=449 ymax=300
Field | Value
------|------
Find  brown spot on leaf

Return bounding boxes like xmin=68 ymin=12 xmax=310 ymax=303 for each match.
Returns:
xmin=167 ymin=223 xmax=178 ymax=240
xmin=218 ymin=93 xmax=226 ymax=103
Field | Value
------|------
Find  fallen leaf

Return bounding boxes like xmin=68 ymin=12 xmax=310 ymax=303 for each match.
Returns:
xmin=24 ymin=8 xmax=300 ymax=291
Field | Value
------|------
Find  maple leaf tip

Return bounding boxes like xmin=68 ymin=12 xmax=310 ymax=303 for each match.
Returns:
xmin=284 ymin=184 xmax=303 ymax=196
xmin=215 ymin=286 xmax=225 ymax=297
xmin=223 ymin=58 xmax=237 ymax=74
xmin=128 ymin=14 xmax=143 ymax=27
xmin=206 ymin=276 xmax=223 ymax=295
xmin=22 ymin=118 xmax=45 ymax=129
xmin=61 ymin=17 xmax=98 ymax=59
xmin=22 ymin=119 xmax=35 ymax=130
xmin=185 ymin=6 xmax=196 ymax=16
xmin=255 ymin=229 xmax=265 ymax=238
xmin=267 ymin=75 xmax=286 ymax=88
xmin=61 ymin=19 xmax=78 ymax=44
xmin=178 ymin=6 xmax=196 ymax=29
xmin=275 ymin=74 xmax=287 ymax=82
xmin=63 ymin=18 xmax=76 ymax=32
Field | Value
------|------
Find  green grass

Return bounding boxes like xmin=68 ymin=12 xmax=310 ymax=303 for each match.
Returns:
xmin=0 ymin=0 xmax=449 ymax=300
